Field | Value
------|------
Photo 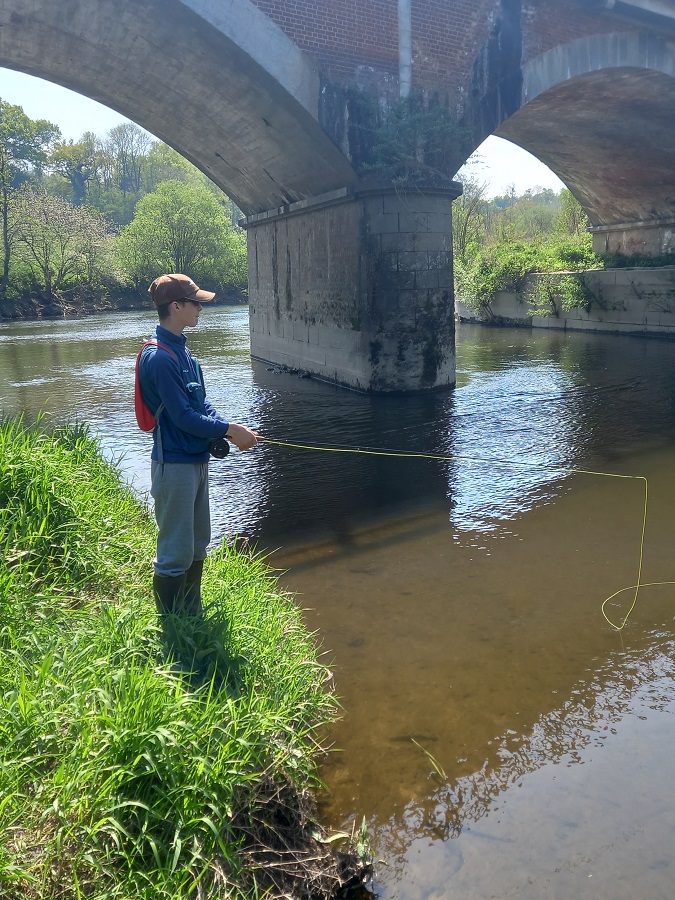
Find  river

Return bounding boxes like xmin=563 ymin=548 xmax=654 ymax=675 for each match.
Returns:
xmin=2 ymin=306 xmax=675 ymax=899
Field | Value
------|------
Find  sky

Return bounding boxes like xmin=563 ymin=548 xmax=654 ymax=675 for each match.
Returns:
xmin=0 ymin=67 xmax=565 ymax=199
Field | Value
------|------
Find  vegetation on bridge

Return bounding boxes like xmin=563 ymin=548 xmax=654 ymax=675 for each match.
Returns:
xmin=354 ymin=93 xmax=471 ymax=188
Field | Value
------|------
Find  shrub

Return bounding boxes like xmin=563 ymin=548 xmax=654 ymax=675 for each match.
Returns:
xmin=456 ymin=234 xmax=602 ymax=315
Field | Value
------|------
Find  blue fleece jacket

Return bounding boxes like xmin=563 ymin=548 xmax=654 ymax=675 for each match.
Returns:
xmin=138 ymin=325 xmax=229 ymax=463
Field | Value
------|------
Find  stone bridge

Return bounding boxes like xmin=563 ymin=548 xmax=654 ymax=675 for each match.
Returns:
xmin=0 ymin=0 xmax=673 ymax=390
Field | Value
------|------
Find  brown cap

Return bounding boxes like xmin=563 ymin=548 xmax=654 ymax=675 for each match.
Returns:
xmin=148 ymin=274 xmax=216 ymax=307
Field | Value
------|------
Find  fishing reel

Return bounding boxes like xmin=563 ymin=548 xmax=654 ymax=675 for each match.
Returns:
xmin=209 ymin=436 xmax=230 ymax=459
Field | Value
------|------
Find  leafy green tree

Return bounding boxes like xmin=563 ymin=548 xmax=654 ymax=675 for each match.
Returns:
xmin=91 ymin=123 xmax=154 ymax=224
xmin=117 ymin=179 xmax=247 ymax=288
xmin=103 ymin=123 xmax=152 ymax=193
xmin=143 ymin=143 xmax=202 ymax=190
xmin=0 ymin=100 xmax=60 ymax=292
xmin=481 ymin=187 xmax=559 ymax=246
xmin=49 ymin=137 xmax=102 ymax=206
xmin=143 ymin=144 xmax=245 ymax=225
xmin=556 ymin=188 xmax=590 ymax=237
xmin=12 ymin=188 xmax=117 ymax=304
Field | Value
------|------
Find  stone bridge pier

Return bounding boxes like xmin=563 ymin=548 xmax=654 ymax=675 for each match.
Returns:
xmin=243 ymin=183 xmax=462 ymax=392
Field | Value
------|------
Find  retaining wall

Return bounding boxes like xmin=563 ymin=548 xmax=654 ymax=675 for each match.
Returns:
xmin=456 ymin=267 xmax=675 ymax=335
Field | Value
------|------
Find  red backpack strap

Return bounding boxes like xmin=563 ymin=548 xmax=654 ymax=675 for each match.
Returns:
xmin=135 ymin=348 xmax=158 ymax=431
xmin=134 ymin=340 xmax=180 ymax=432
xmin=142 ymin=339 xmax=179 ymax=363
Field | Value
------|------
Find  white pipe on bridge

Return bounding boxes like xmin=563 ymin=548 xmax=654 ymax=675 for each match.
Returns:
xmin=398 ymin=0 xmax=412 ymax=98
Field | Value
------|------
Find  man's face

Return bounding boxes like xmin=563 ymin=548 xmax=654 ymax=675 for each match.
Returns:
xmin=175 ymin=298 xmax=203 ymax=329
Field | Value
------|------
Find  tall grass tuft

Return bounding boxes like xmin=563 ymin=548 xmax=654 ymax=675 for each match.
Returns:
xmin=0 ymin=418 xmax=354 ymax=899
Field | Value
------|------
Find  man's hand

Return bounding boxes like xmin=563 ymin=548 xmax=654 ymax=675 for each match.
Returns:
xmin=226 ymin=423 xmax=259 ymax=451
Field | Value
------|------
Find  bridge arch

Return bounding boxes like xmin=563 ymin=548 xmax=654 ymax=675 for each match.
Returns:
xmin=494 ymin=31 xmax=675 ymax=247
xmin=0 ymin=0 xmax=356 ymax=214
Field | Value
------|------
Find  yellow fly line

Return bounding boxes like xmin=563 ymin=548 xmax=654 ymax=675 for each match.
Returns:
xmin=259 ymin=438 xmax=675 ymax=632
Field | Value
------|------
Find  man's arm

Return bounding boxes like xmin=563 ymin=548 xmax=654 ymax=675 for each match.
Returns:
xmin=150 ymin=353 xmax=230 ymax=439
xmin=151 ymin=353 xmax=258 ymax=449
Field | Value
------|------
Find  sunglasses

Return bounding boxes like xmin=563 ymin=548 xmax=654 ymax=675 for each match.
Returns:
xmin=177 ymin=298 xmax=202 ymax=307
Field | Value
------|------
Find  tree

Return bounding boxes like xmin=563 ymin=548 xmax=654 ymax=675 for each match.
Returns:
xmin=12 ymin=188 xmax=116 ymax=304
xmin=0 ymin=100 xmax=60 ymax=292
xmin=100 ymin=123 xmax=153 ymax=223
xmin=453 ymin=175 xmax=489 ymax=262
xmin=556 ymin=189 xmax=589 ymax=237
xmin=49 ymin=137 xmax=102 ymax=206
xmin=143 ymin=144 xmax=245 ymax=224
xmin=117 ymin=179 xmax=247 ymax=288
xmin=104 ymin=123 xmax=152 ymax=193
xmin=144 ymin=143 xmax=201 ymax=191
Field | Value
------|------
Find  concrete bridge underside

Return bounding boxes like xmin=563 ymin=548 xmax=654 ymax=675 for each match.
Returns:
xmin=0 ymin=0 xmax=356 ymax=214
xmin=0 ymin=1 xmax=674 ymax=389
xmin=496 ymin=32 xmax=675 ymax=256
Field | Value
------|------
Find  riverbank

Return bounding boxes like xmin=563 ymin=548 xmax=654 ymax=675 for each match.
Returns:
xmin=0 ymin=418 xmax=367 ymax=899
xmin=0 ymin=284 xmax=247 ymax=321
xmin=456 ymin=266 xmax=675 ymax=337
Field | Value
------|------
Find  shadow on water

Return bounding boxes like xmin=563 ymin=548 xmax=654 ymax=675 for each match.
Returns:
xmin=2 ymin=310 xmax=675 ymax=898
xmin=243 ymin=327 xmax=675 ymax=899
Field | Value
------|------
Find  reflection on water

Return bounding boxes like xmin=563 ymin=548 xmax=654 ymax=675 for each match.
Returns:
xmin=369 ymin=631 xmax=675 ymax=900
xmin=1 ymin=309 xmax=675 ymax=898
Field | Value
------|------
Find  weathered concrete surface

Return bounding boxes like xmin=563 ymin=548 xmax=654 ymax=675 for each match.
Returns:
xmin=0 ymin=0 xmax=356 ymax=214
xmin=497 ymin=31 xmax=675 ymax=253
xmin=456 ymin=267 xmax=675 ymax=335
xmin=590 ymin=219 xmax=674 ymax=256
xmin=245 ymin=185 xmax=461 ymax=391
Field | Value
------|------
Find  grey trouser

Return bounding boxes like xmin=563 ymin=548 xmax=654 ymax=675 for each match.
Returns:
xmin=151 ymin=461 xmax=211 ymax=577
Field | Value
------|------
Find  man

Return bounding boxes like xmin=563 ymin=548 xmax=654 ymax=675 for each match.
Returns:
xmin=138 ymin=273 xmax=258 ymax=620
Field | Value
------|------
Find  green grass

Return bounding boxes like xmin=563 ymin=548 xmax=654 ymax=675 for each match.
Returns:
xmin=0 ymin=418 xmax=345 ymax=899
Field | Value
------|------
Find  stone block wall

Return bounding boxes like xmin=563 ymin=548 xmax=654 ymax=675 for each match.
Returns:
xmin=591 ymin=220 xmax=675 ymax=256
xmin=456 ymin=267 xmax=675 ymax=336
xmin=244 ymin=184 xmax=460 ymax=391
xmin=362 ymin=189 xmax=457 ymax=389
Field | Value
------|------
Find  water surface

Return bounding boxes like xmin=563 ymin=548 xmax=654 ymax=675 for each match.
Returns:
xmin=1 ymin=308 xmax=674 ymax=898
